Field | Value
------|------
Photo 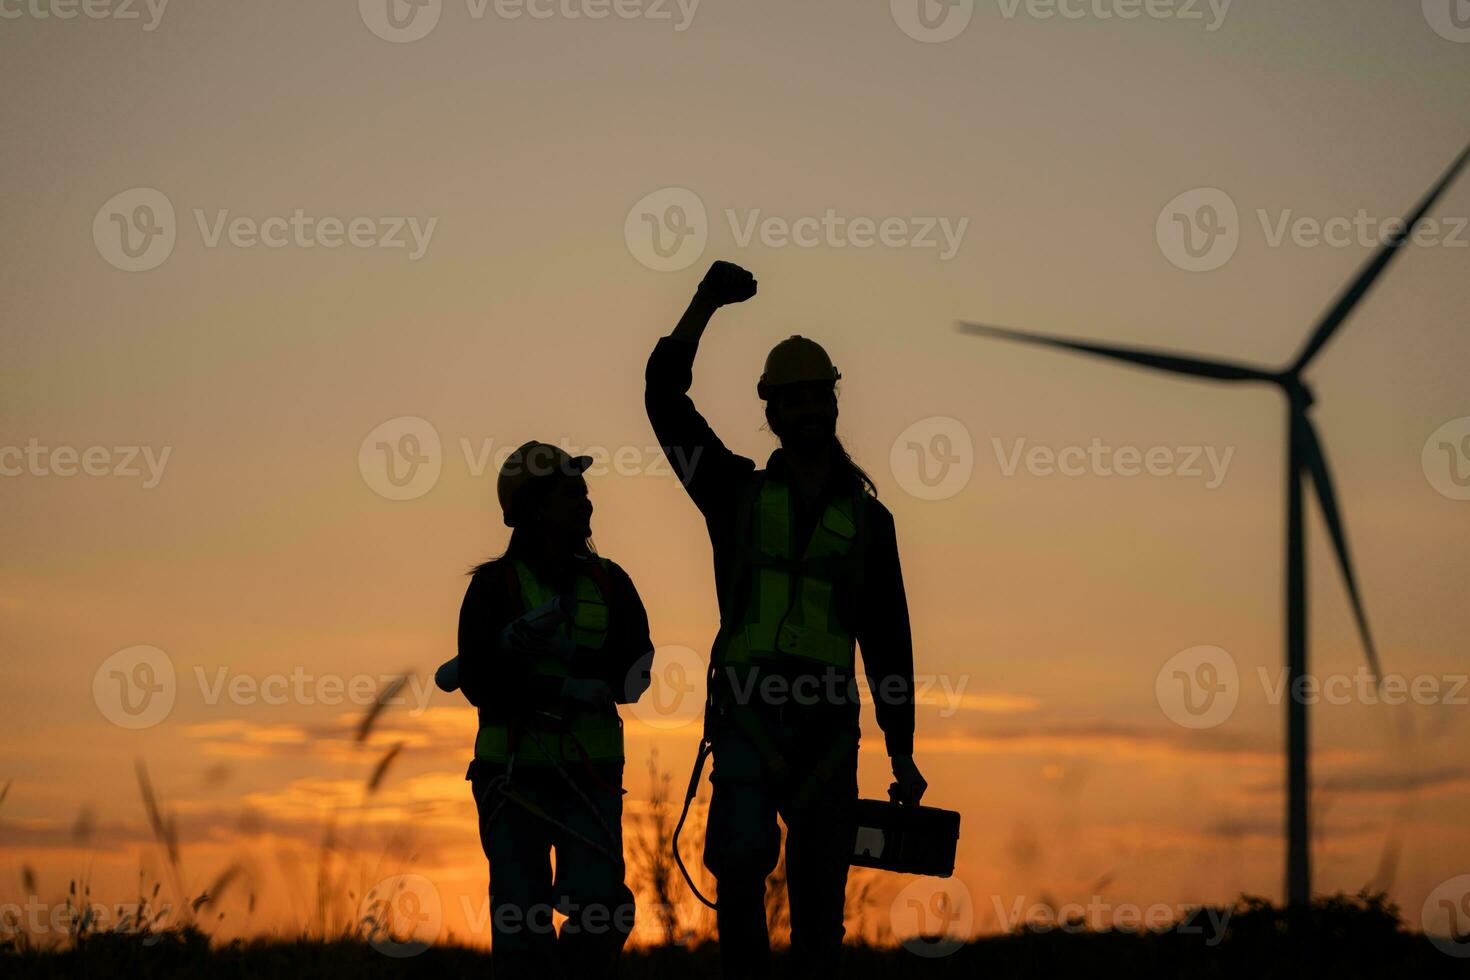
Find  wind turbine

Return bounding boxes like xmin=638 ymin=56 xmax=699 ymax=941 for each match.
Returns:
xmin=958 ymin=142 xmax=1470 ymax=908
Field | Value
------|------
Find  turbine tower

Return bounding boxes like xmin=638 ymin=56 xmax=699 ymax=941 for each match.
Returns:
xmin=959 ymin=141 xmax=1470 ymax=908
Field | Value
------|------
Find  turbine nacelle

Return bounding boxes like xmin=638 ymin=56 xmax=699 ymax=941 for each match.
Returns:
xmin=1282 ymin=377 xmax=1315 ymax=409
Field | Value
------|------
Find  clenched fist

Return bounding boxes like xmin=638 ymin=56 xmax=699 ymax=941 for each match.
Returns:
xmin=696 ymin=260 xmax=758 ymax=307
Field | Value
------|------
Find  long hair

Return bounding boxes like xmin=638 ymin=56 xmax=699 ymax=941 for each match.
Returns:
xmin=833 ymin=435 xmax=878 ymax=497
xmin=469 ymin=476 xmax=597 ymax=577
xmin=763 ymin=384 xmax=879 ymax=497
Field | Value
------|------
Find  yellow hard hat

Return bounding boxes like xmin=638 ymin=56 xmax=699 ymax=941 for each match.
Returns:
xmin=757 ymin=335 xmax=841 ymax=400
xmin=497 ymin=440 xmax=593 ymax=527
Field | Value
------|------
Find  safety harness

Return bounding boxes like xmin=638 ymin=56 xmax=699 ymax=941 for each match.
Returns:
xmin=674 ymin=474 xmax=870 ymax=909
xmin=474 ymin=557 xmax=624 ymax=767
xmin=717 ymin=475 xmax=867 ymax=671
xmin=476 ymin=556 xmax=625 ymax=863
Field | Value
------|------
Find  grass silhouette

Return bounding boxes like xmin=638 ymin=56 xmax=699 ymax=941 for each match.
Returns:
xmin=4 ymin=680 xmax=1464 ymax=977
xmin=4 ymin=892 xmax=1465 ymax=978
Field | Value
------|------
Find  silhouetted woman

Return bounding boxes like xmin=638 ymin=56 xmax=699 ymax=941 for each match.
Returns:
xmin=453 ymin=440 xmax=653 ymax=979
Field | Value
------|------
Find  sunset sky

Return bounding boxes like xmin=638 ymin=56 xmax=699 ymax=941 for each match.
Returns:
xmin=3 ymin=0 xmax=1469 ymax=950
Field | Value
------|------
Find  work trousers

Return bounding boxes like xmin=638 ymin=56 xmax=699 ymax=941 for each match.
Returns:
xmin=471 ymin=761 xmax=634 ymax=980
xmin=702 ymin=707 xmax=860 ymax=979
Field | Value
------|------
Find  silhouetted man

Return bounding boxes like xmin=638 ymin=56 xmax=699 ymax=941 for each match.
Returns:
xmin=645 ymin=260 xmax=926 ymax=978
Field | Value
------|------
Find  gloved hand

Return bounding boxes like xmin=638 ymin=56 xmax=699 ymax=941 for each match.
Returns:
xmin=500 ymin=598 xmax=573 ymax=660
xmin=889 ymin=755 xmax=928 ymax=806
xmin=696 ymin=260 xmax=758 ymax=307
xmin=561 ymin=677 xmax=614 ymax=709
xmin=505 ymin=622 xmax=572 ymax=659
xmin=433 ymin=656 xmax=461 ymax=693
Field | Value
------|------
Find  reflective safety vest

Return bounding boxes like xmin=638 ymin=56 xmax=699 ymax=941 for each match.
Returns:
xmin=473 ymin=557 xmax=624 ymax=766
xmin=716 ymin=477 xmax=868 ymax=672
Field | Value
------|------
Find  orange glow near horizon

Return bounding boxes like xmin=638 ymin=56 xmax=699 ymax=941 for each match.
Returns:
xmin=3 ymin=0 xmax=1470 ymax=955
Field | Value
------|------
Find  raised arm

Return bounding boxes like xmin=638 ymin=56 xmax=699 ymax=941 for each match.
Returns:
xmin=644 ymin=261 xmax=761 ymax=514
xmin=670 ymin=260 xmax=757 ymax=345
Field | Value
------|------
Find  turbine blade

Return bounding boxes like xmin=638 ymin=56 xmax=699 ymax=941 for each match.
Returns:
xmin=957 ymin=321 xmax=1276 ymax=382
xmin=1298 ymin=412 xmax=1382 ymax=680
xmin=1293 ymin=141 xmax=1470 ymax=373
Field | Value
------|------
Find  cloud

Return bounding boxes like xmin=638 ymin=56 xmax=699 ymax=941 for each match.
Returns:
xmin=914 ymin=720 xmax=1283 ymax=767
xmin=921 ymin=691 xmax=1042 ymax=714
xmin=1305 ymin=765 xmax=1470 ymax=799
xmin=182 ymin=707 xmax=477 ymax=763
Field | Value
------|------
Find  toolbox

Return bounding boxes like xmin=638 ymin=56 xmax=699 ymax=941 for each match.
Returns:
xmin=850 ymin=798 xmax=961 ymax=877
